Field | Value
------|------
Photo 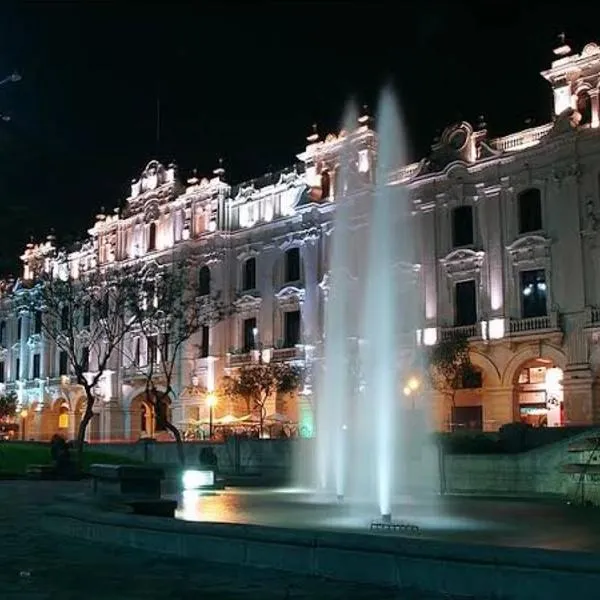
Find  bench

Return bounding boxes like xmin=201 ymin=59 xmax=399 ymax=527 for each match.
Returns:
xmin=26 ymin=464 xmax=56 ymax=480
xmin=89 ymin=463 xmax=176 ymax=517
xmin=90 ymin=464 xmax=164 ymax=499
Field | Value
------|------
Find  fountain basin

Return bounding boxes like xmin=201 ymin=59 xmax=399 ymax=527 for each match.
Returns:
xmin=43 ymin=489 xmax=600 ymax=600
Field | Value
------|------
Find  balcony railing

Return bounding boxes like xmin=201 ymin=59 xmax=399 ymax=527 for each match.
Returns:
xmin=440 ymin=324 xmax=479 ymax=341
xmin=508 ymin=313 xmax=558 ymax=335
xmin=492 ymin=124 xmax=552 ymax=153
xmin=226 ymin=345 xmax=305 ymax=368
xmin=272 ymin=346 xmax=304 ymax=362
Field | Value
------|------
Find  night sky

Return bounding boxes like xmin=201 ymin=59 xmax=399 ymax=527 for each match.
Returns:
xmin=0 ymin=1 xmax=597 ymax=275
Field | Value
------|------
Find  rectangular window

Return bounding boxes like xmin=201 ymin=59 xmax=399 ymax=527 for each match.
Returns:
xmin=518 ymin=189 xmax=542 ymax=234
xmin=59 ymin=351 xmax=68 ymax=376
xmin=285 ymin=248 xmax=300 ymax=283
xmin=520 ymin=269 xmax=547 ymax=318
xmin=147 ymin=337 xmax=157 ymax=365
xmin=81 ymin=347 xmax=89 ymax=372
xmin=243 ymin=317 xmax=257 ymax=352
xmin=0 ymin=361 xmax=5 ymax=383
xmin=454 ymin=280 xmax=477 ymax=327
xmin=283 ymin=310 xmax=301 ymax=348
xmin=0 ymin=321 xmax=5 ymax=345
xmin=60 ymin=306 xmax=69 ymax=331
xmin=17 ymin=317 xmax=22 ymax=340
xmin=161 ymin=334 xmax=169 ymax=362
xmin=452 ymin=206 xmax=474 ymax=247
xmin=15 ymin=357 xmax=20 ymax=380
xmin=243 ymin=257 xmax=256 ymax=290
xmin=451 ymin=406 xmax=483 ymax=432
xmin=200 ymin=325 xmax=210 ymax=358
xmin=83 ymin=303 xmax=91 ymax=327
xmin=32 ymin=354 xmax=40 ymax=379
xmin=34 ymin=311 xmax=43 ymax=334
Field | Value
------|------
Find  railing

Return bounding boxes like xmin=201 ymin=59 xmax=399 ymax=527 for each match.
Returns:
xmin=227 ymin=353 xmax=252 ymax=368
xmin=491 ymin=124 xmax=552 ymax=153
xmin=440 ymin=324 xmax=479 ymax=341
xmin=272 ymin=346 xmax=304 ymax=362
xmin=588 ymin=307 xmax=600 ymax=326
xmin=509 ymin=313 xmax=557 ymax=334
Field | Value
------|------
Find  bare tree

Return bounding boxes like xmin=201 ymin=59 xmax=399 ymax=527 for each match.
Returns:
xmin=23 ymin=265 xmax=141 ymax=461
xmin=224 ymin=361 xmax=301 ymax=437
xmin=124 ymin=259 xmax=227 ymax=465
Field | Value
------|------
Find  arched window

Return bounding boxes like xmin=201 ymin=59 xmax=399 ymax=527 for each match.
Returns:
xmin=577 ymin=91 xmax=592 ymax=126
xmin=198 ymin=266 xmax=211 ymax=296
xmin=242 ymin=257 xmax=256 ymax=291
xmin=147 ymin=222 xmax=157 ymax=251
xmin=518 ymin=188 xmax=542 ymax=234
xmin=451 ymin=205 xmax=474 ymax=247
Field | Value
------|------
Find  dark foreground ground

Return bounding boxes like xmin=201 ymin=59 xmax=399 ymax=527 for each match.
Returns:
xmin=0 ymin=480 xmax=467 ymax=600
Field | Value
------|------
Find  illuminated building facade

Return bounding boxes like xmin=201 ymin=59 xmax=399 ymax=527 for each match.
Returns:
xmin=2 ymin=39 xmax=600 ymax=440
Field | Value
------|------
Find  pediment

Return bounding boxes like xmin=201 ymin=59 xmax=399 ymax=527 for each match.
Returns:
xmin=233 ymin=293 xmax=262 ymax=311
xmin=440 ymin=248 xmax=484 ymax=265
xmin=507 ymin=234 xmax=551 ymax=264
xmin=506 ymin=234 xmax=550 ymax=253
xmin=275 ymin=285 xmax=305 ymax=303
xmin=440 ymin=248 xmax=485 ymax=277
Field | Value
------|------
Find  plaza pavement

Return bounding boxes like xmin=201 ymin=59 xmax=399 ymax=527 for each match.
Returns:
xmin=0 ymin=480 xmax=466 ymax=600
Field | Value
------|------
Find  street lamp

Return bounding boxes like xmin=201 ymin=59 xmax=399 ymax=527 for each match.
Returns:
xmin=206 ymin=393 xmax=217 ymax=439
xmin=20 ymin=409 xmax=28 ymax=441
xmin=403 ymin=376 xmax=421 ymax=408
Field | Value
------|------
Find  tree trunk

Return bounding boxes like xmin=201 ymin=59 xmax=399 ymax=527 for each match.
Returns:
xmin=154 ymin=391 xmax=185 ymax=466
xmin=76 ymin=395 xmax=95 ymax=466
xmin=162 ymin=418 xmax=186 ymax=466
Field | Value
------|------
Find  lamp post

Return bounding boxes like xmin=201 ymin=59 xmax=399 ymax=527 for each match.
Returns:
xmin=20 ymin=409 xmax=28 ymax=441
xmin=403 ymin=376 xmax=421 ymax=409
xmin=206 ymin=393 xmax=217 ymax=439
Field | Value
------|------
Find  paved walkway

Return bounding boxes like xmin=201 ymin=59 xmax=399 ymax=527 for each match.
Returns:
xmin=0 ymin=480 xmax=463 ymax=600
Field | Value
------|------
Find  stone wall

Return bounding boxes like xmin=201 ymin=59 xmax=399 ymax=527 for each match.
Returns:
xmin=90 ymin=431 xmax=598 ymax=500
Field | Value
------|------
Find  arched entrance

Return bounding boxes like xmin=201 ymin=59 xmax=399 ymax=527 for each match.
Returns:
xmin=130 ymin=393 xmax=155 ymax=440
xmin=514 ymin=358 xmax=564 ymax=427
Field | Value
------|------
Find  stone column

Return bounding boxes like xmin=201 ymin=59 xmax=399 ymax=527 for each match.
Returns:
xmin=101 ymin=399 xmax=124 ymax=441
xmin=18 ymin=312 xmax=30 ymax=380
xmin=563 ymin=366 xmax=594 ymax=425
xmin=590 ymin=89 xmax=599 ymax=129
xmin=483 ymin=387 xmax=514 ymax=431
xmin=300 ymin=237 xmax=319 ymax=345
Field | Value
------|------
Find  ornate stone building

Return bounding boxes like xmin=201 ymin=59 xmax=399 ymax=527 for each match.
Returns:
xmin=2 ymin=39 xmax=600 ymax=440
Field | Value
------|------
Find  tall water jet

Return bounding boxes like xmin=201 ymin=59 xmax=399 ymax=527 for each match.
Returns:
xmin=308 ymin=88 xmax=439 ymax=519
xmin=315 ymin=103 xmax=360 ymax=497
xmin=362 ymin=87 xmax=404 ymax=519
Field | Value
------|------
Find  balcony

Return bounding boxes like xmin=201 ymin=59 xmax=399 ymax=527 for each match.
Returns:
xmin=440 ymin=324 xmax=480 ymax=341
xmin=272 ymin=345 xmax=304 ymax=362
xmin=508 ymin=313 xmax=558 ymax=335
xmin=225 ymin=345 xmax=305 ymax=368
xmin=227 ymin=352 xmax=253 ymax=368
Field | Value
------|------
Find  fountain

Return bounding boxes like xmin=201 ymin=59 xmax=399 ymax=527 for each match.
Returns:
xmin=312 ymin=88 xmax=440 ymax=523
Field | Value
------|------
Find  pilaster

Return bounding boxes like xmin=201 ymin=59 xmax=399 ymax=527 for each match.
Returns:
xmin=563 ymin=365 xmax=594 ymax=425
xmin=483 ymin=387 xmax=514 ymax=430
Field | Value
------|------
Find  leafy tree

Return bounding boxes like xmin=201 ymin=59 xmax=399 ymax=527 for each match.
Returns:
xmin=125 ymin=259 xmax=227 ymax=465
xmin=224 ymin=361 xmax=302 ymax=436
xmin=0 ymin=391 xmax=17 ymax=421
xmin=428 ymin=333 xmax=478 ymax=423
xmin=23 ymin=265 xmax=141 ymax=460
